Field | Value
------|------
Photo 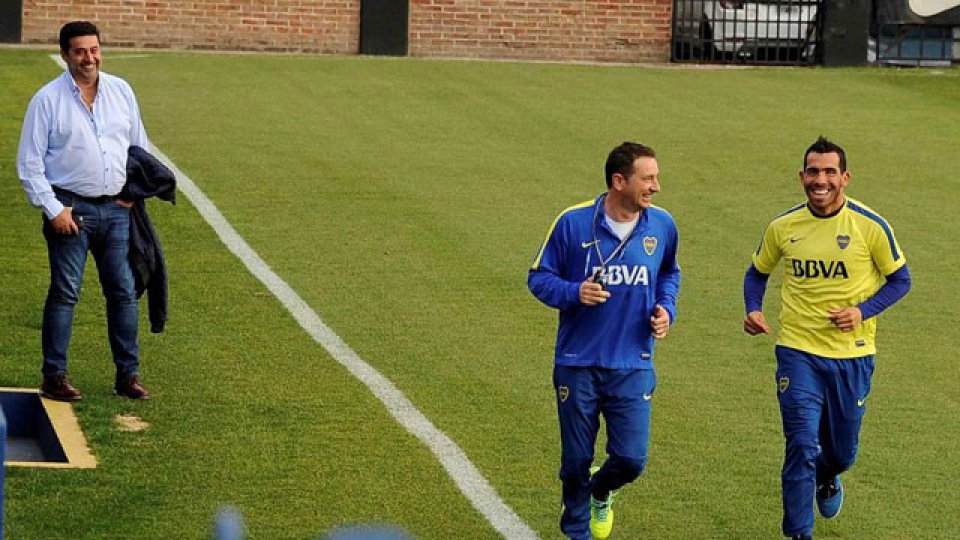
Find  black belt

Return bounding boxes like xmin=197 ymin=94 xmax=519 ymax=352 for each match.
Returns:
xmin=53 ymin=187 xmax=117 ymax=205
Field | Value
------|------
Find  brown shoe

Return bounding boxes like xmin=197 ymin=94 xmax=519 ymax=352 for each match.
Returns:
xmin=41 ymin=375 xmax=83 ymax=402
xmin=114 ymin=375 xmax=151 ymax=400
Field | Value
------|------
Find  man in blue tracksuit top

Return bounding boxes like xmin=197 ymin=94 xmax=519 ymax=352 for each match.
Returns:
xmin=528 ymin=142 xmax=681 ymax=540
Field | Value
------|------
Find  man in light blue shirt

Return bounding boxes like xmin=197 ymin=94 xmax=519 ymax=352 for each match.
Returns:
xmin=16 ymin=21 xmax=151 ymax=401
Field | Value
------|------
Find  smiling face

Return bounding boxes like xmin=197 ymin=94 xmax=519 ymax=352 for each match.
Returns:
xmin=624 ymin=156 xmax=660 ymax=211
xmin=800 ymin=151 xmax=849 ymax=215
xmin=611 ymin=156 xmax=660 ymax=215
xmin=61 ymin=34 xmax=101 ymax=85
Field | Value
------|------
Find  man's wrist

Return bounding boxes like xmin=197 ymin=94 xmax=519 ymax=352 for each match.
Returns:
xmin=44 ymin=202 xmax=66 ymax=220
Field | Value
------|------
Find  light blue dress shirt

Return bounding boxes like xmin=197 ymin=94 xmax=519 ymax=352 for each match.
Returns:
xmin=16 ymin=69 xmax=149 ymax=219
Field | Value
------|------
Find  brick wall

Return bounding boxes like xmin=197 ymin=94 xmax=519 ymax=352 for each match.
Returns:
xmin=22 ymin=0 xmax=671 ymax=63
xmin=409 ymin=0 xmax=672 ymax=63
xmin=22 ymin=0 xmax=360 ymax=54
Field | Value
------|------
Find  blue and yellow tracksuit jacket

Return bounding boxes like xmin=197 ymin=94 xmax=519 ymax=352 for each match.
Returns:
xmin=528 ymin=194 xmax=681 ymax=370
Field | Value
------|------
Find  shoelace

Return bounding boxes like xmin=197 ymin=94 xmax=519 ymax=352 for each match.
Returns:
xmin=817 ymin=482 xmax=838 ymax=498
xmin=593 ymin=501 xmax=610 ymax=522
xmin=592 ymin=493 xmax=616 ymax=522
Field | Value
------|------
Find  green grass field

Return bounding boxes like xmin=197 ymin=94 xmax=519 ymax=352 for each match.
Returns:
xmin=1 ymin=49 xmax=958 ymax=539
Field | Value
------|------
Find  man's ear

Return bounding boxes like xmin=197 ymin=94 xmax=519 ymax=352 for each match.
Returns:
xmin=611 ymin=173 xmax=625 ymax=191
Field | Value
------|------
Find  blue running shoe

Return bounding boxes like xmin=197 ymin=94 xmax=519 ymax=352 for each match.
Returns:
xmin=816 ymin=475 xmax=844 ymax=519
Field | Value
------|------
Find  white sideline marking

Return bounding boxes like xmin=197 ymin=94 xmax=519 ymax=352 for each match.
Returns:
xmin=48 ymin=54 xmax=538 ymax=539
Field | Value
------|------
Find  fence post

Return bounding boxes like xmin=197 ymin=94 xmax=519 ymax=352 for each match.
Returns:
xmin=1 ymin=404 xmax=6 ymax=540
xmin=820 ymin=0 xmax=870 ymax=65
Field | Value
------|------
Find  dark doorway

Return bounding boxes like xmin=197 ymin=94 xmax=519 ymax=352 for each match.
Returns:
xmin=0 ymin=0 xmax=22 ymax=43
xmin=360 ymin=0 xmax=408 ymax=56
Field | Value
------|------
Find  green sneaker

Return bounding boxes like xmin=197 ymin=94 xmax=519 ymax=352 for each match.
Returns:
xmin=589 ymin=466 xmax=617 ymax=539
xmin=590 ymin=494 xmax=615 ymax=539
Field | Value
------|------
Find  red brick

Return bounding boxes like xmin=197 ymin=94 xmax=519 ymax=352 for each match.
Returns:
xmin=23 ymin=0 xmax=669 ymax=62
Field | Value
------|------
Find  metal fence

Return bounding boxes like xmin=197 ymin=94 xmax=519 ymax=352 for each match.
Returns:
xmin=871 ymin=23 xmax=960 ymax=65
xmin=872 ymin=0 xmax=960 ymax=66
xmin=672 ymin=0 xmax=822 ymax=65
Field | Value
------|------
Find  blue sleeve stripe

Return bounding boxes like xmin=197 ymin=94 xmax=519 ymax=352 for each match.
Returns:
xmin=774 ymin=203 xmax=807 ymax=220
xmin=530 ymin=199 xmax=594 ymax=270
xmin=847 ymin=201 xmax=901 ymax=261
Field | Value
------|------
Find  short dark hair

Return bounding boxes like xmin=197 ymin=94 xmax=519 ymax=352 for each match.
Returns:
xmin=605 ymin=142 xmax=656 ymax=188
xmin=804 ymin=136 xmax=846 ymax=172
xmin=59 ymin=21 xmax=100 ymax=53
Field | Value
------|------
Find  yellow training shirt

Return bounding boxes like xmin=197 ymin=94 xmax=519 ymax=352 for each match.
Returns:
xmin=752 ymin=197 xmax=906 ymax=358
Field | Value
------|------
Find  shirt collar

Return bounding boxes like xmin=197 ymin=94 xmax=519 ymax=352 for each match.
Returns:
xmin=62 ymin=69 xmax=103 ymax=95
xmin=806 ymin=198 xmax=847 ymax=219
xmin=594 ymin=193 xmax=646 ymax=237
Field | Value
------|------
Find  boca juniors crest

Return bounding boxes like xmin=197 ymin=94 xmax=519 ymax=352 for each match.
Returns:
xmin=836 ymin=234 xmax=851 ymax=250
xmin=778 ymin=376 xmax=790 ymax=393
xmin=643 ymin=236 xmax=658 ymax=256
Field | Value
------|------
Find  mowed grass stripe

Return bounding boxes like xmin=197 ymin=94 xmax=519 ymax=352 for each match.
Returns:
xmin=148 ymin=142 xmax=537 ymax=539
xmin=46 ymin=51 xmax=534 ymax=538
xmin=101 ymin=56 xmax=960 ymax=538
xmin=3 ymin=50 xmax=959 ymax=539
xmin=2 ymin=51 xmax=501 ymax=539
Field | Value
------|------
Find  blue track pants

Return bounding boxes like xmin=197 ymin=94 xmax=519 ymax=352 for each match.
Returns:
xmin=554 ymin=366 xmax=656 ymax=540
xmin=775 ymin=346 xmax=874 ymax=537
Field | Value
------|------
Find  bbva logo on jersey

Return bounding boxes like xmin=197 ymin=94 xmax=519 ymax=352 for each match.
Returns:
xmin=791 ymin=259 xmax=849 ymax=279
xmin=592 ymin=265 xmax=649 ymax=286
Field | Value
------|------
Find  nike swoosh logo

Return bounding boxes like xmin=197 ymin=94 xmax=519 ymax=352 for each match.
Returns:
xmin=581 ymin=241 xmax=597 ymax=249
xmin=857 ymin=399 xmax=866 ymax=407
xmin=909 ymin=0 xmax=960 ymax=16
xmin=789 ymin=237 xmax=802 ymax=243
xmin=643 ymin=394 xmax=653 ymax=401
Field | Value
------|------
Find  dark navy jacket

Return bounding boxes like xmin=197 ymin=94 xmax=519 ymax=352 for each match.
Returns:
xmin=120 ymin=145 xmax=176 ymax=333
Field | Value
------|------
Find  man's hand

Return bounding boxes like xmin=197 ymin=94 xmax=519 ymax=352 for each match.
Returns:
xmin=828 ymin=307 xmax=862 ymax=332
xmin=579 ymin=275 xmax=610 ymax=306
xmin=744 ymin=310 xmax=770 ymax=335
xmin=650 ymin=304 xmax=670 ymax=339
xmin=50 ymin=207 xmax=79 ymax=236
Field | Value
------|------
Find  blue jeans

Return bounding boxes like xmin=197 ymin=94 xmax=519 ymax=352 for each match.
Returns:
xmin=41 ymin=195 xmax=139 ymax=379
xmin=775 ymin=346 xmax=874 ymax=537
xmin=554 ymin=366 xmax=655 ymax=540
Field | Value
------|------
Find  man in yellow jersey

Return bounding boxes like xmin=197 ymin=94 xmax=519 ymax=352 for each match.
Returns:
xmin=742 ymin=137 xmax=911 ymax=540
